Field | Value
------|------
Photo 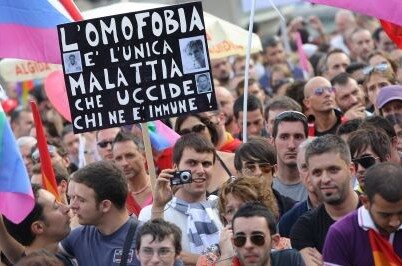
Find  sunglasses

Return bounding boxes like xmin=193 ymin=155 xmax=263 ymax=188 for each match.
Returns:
xmin=352 ymin=155 xmax=379 ymax=169
xmin=178 ymin=124 xmax=206 ymax=135
xmin=312 ymin=87 xmax=336 ymax=96
xmin=233 ymin=233 xmax=265 ymax=247
xmin=362 ymin=63 xmax=389 ymax=75
xmin=243 ymin=163 xmax=273 ymax=176
xmin=275 ymin=110 xmax=308 ymax=124
xmin=97 ymin=139 xmax=114 ymax=148
xmin=31 ymin=145 xmax=57 ymax=162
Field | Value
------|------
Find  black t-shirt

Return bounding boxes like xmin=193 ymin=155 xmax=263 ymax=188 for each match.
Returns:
xmin=271 ymin=249 xmax=305 ymax=266
xmin=273 ymin=189 xmax=296 ymax=217
xmin=313 ymin=109 xmax=344 ymax=137
xmin=289 ymin=204 xmax=334 ymax=253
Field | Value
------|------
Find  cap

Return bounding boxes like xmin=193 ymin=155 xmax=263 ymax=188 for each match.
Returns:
xmin=376 ymin=85 xmax=402 ymax=109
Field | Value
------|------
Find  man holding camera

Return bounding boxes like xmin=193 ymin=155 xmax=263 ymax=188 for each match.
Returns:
xmin=139 ymin=133 xmax=222 ymax=265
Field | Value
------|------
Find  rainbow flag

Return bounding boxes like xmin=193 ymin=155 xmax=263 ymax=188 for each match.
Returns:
xmin=147 ymin=120 xmax=180 ymax=152
xmin=0 ymin=105 xmax=34 ymax=223
xmin=368 ymin=229 xmax=402 ymax=266
xmin=0 ymin=0 xmax=71 ymax=63
xmin=30 ymin=101 xmax=61 ymax=202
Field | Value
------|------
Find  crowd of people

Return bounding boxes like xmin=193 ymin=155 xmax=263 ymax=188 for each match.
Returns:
xmin=1 ymin=6 xmax=402 ymax=266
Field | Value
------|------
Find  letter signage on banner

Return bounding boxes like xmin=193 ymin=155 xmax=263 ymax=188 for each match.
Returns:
xmin=57 ymin=2 xmax=217 ymax=133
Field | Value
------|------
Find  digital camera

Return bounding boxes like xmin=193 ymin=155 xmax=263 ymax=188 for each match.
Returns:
xmin=170 ymin=170 xmax=193 ymax=186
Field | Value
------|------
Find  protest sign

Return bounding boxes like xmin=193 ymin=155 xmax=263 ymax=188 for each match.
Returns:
xmin=57 ymin=1 xmax=217 ymax=133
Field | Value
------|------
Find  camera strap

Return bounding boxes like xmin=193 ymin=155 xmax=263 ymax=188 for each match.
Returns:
xmin=120 ymin=218 xmax=139 ymax=266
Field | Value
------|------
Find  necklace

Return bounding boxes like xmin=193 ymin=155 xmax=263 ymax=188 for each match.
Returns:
xmin=132 ymin=181 xmax=151 ymax=195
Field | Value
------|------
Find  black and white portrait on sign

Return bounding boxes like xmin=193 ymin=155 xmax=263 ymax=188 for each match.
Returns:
xmin=180 ymin=36 xmax=209 ymax=74
xmin=63 ymin=51 xmax=82 ymax=74
xmin=195 ymin=73 xmax=212 ymax=94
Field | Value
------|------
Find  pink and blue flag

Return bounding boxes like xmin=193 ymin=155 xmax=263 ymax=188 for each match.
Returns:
xmin=0 ymin=0 xmax=71 ymax=63
xmin=147 ymin=121 xmax=180 ymax=152
xmin=305 ymin=0 xmax=402 ymax=26
xmin=0 ymin=105 xmax=34 ymax=223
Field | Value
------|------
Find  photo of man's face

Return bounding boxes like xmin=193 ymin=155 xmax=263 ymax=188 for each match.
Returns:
xmin=187 ymin=43 xmax=204 ymax=68
xmin=69 ymin=55 xmax=76 ymax=65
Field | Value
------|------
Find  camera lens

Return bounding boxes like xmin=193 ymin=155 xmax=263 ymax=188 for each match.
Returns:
xmin=180 ymin=172 xmax=191 ymax=182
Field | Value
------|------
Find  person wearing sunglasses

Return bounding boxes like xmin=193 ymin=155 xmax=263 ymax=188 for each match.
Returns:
xmin=226 ymin=202 xmax=304 ymax=266
xmin=323 ymin=163 xmax=402 ymax=266
xmin=290 ymin=135 xmax=360 ymax=258
xmin=272 ymin=110 xmax=308 ymax=202
xmin=96 ymin=127 xmax=120 ymax=161
xmin=304 ymin=76 xmax=345 ymax=136
xmin=348 ymin=128 xmax=392 ymax=194
xmin=234 ymin=137 xmax=296 ymax=217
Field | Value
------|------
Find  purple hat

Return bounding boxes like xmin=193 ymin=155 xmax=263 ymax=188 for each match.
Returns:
xmin=376 ymin=85 xmax=402 ymax=109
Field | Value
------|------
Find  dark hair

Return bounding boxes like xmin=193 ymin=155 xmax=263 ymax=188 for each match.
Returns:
xmin=336 ymin=119 xmax=363 ymax=137
xmin=372 ymin=27 xmax=383 ymax=42
xmin=113 ymin=130 xmax=144 ymax=151
xmin=184 ymin=39 xmax=203 ymax=54
xmin=234 ymin=137 xmax=276 ymax=171
xmin=172 ymin=133 xmax=216 ymax=165
xmin=323 ymin=48 xmax=349 ymax=73
xmin=365 ymin=162 xmax=402 ymax=202
xmin=331 ymin=72 xmax=352 ymax=87
xmin=346 ymin=62 xmax=368 ymax=74
xmin=262 ymin=35 xmax=281 ymax=49
xmin=31 ymin=162 xmax=69 ymax=185
xmin=71 ymin=161 xmax=128 ymax=209
xmin=285 ymin=80 xmax=308 ymax=113
xmin=233 ymin=94 xmax=262 ymax=119
xmin=3 ymin=184 xmax=43 ymax=246
xmin=10 ymin=106 xmax=32 ymax=125
xmin=348 ymin=128 xmax=391 ymax=161
xmin=360 ymin=116 xmax=397 ymax=139
xmin=264 ymin=96 xmax=302 ymax=122
xmin=232 ymin=202 xmax=277 ymax=235
xmin=305 ymin=134 xmax=351 ymax=166
xmin=61 ymin=124 xmax=74 ymax=140
xmin=271 ymin=111 xmax=308 ymax=138
xmin=15 ymin=250 xmax=63 ymax=266
xmin=135 ymin=218 xmax=182 ymax=255
xmin=174 ymin=113 xmax=219 ymax=146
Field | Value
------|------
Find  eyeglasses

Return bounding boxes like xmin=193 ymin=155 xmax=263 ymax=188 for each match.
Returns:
xmin=352 ymin=155 xmax=379 ymax=169
xmin=233 ymin=233 xmax=266 ymax=247
xmin=140 ymin=247 xmax=173 ymax=259
xmin=362 ymin=63 xmax=390 ymax=75
xmin=242 ymin=162 xmax=273 ymax=176
xmin=178 ymin=124 xmax=206 ymax=135
xmin=312 ymin=87 xmax=336 ymax=96
xmin=31 ymin=145 xmax=57 ymax=162
xmin=97 ymin=139 xmax=114 ymax=148
xmin=275 ymin=110 xmax=308 ymax=124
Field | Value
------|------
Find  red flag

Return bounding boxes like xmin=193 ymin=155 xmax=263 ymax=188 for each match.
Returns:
xmin=30 ymin=101 xmax=61 ymax=202
xmin=380 ymin=19 xmax=402 ymax=49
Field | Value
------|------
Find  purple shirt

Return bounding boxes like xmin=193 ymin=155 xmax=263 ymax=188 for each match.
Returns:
xmin=323 ymin=210 xmax=402 ymax=266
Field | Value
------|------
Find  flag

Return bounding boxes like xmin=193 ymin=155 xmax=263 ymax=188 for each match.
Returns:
xmin=368 ymin=229 xmax=402 ymax=266
xmin=0 ymin=0 xmax=71 ymax=63
xmin=295 ymin=31 xmax=309 ymax=72
xmin=380 ymin=20 xmax=402 ymax=49
xmin=147 ymin=120 xmax=180 ymax=152
xmin=305 ymin=0 xmax=402 ymax=26
xmin=0 ymin=105 xmax=34 ymax=223
xmin=30 ymin=101 xmax=61 ymax=202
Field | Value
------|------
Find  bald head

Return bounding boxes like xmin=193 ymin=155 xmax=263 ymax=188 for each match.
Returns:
xmin=304 ymin=77 xmax=332 ymax=98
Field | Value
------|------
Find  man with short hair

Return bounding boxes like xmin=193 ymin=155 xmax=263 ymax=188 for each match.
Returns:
xmin=211 ymin=58 xmax=232 ymax=88
xmin=10 ymin=107 xmax=34 ymax=139
xmin=139 ymin=133 xmax=222 ymax=265
xmin=113 ymin=131 xmax=152 ymax=216
xmin=96 ymin=127 xmax=120 ymax=161
xmin=332 ymin=73 xmax=367 ymax=120
xmin=135 ymin=219 xmax=182 ymax=266
xmin=290 ymin=135 xmax=360 ymax=255
xmin=60 ymin=161 xmax=141 ymax=265
xmin=264 ymin=96 xmax=302 ymax=137
xmin=323 ymin=163 xmax=402 ymax=265
xmin=0 ymin=184 xmax=71 ymax=265
xmin=224 ymin=202 xmax=304 ymax=266
xmin=323 ymin=49 xmax=351 ymax=81
xmin=348 ymin=128 xmax=392 ymax=193
xmin=233 ymin=95 xmax=267 ymax=140
xmin=214 ymin=86 xmax=238 ymax=135
xmin=16 ymin=136 xmax=37 ymax=177
xmin=373 ymin=27 xmax=397 ymax=54
xmin=304 ymin=76 xmax=344 ymax=136
xmin=272 ymin=111 xmax=308 ymax=202
xmin=348 ymin=28 xmax=375 ymax=63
